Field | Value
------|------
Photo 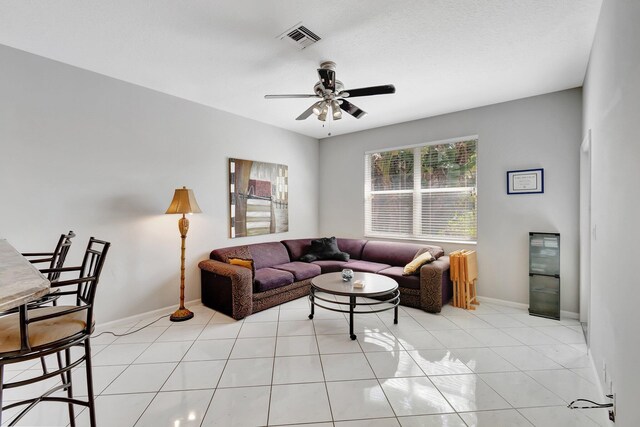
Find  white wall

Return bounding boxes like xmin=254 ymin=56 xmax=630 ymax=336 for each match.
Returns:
xmin=320 ymin=89 xmax=582 ymax=314
xmin=583 ymin=0 xmax=640 ymax=424
xmin=0 ymin=44 xmax=319 ymax=323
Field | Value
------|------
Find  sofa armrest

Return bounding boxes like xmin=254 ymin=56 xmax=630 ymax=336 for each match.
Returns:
xmin=418 ymin=255 xmax=451 ymax=313
xmin=198 ymin=259 xmax=253 ymax=319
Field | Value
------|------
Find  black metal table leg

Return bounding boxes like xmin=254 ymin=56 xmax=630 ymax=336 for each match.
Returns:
xmin=349 ymin=295 xmax=357 ymax=340
xmin=308 ymin=288 xmax=315 ymax=319
xmin=18 ymin=305 xmax=29 ymax=352
xmin=394 ymin=300 xmax=399 ymax=325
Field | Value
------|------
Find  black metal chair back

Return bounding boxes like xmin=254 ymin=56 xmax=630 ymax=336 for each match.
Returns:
xmin=21 ymin=231 xmax=75 ymax=282
xmin=76 ymin=238 xmax=109 ymax=330
xmin=42 ymin=237 xmax=110 ymax=337
xmin=47 ymin=231 xmax=75 ymax=282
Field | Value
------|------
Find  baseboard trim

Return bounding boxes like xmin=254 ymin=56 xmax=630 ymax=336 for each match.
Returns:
xmin=95 ymin=295 xmax=580 ymax=331
xmin=476 ymin=295 xmax=579 ymax=319
xmin=94 ymin=299 xmax=202 ymax=332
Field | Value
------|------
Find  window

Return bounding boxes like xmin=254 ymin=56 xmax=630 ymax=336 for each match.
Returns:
xmin=364 ymin=137 xmax=477 ymax=243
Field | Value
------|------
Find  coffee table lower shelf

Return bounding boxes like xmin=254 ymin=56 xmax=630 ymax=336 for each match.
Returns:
xmin=308 ymin=272 xmax=400 ymax=340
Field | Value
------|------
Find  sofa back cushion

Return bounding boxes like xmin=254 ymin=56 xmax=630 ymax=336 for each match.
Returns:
xmin=362 ymin=241 xmax=444 ymax=266
xmin=336 ymin=238 xmax=368 ymax=260
xmin=281 ymin=239 xmax=315 ymax=261
xmin=211 ymin=242 xmax=292 ymax=271
xmin=248 ymin=242 xmax=291 ymax=270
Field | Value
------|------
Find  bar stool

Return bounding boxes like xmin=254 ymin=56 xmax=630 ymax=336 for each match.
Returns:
xmin=0 ymin=237 xmax=110 ymax=427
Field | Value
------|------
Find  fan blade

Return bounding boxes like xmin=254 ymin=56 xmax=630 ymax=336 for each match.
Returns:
xmin=265 ymin=94 xmax=320 ymax=99
xmin=340 ymin=100 xmax=367 ymax=119
xmin=341 ymin=84 xmax=395 ymax=98
xmin=317 ymin=68 xmax=336 ymax=92
xmin=296 ymin=102 xmax=321 ymax=120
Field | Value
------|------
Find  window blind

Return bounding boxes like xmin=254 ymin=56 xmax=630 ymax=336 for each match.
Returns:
xmin=364 ymin=138 xmax=477 ymax=242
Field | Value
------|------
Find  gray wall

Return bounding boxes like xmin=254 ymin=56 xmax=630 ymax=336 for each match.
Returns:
xmin=583 ymin=0 xmax=640 ymax=423
xmin=320 ymin=89 xmax=582 ymax=314
xmin=0 ymin=44 xmax=319 ymax=323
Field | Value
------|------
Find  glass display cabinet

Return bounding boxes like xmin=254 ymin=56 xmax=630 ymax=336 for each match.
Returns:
xmin=529 ymin=232 xmax=560 ymax=320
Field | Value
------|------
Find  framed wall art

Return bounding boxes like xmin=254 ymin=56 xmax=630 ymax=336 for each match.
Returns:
xmin=507 ymin=168 xmax=544 ymax=195
xmin=229 ymin=158 xmax=288 ymax=238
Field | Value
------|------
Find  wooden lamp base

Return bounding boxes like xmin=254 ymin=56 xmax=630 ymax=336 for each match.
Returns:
xmin=170 ymin=214 xmax=194 ymax=322
xmin=170 ymin=307 xmax=194 ymax=322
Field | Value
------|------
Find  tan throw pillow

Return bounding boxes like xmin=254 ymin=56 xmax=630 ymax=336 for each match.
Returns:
xmin=403 ymin=251 xmax=434 ymax=276
xmin=228 ymin=257 xmax=255 ymax=279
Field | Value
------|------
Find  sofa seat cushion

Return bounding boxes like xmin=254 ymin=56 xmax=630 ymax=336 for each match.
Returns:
xmin=342 ymin=260 xmax=391 ymax=274
xmin=254 ymin=268 xmax=294 ymax=292
xmin=311 ymin=260 xmax=349 ymax=273
xmin=273 ymin=262 xmax=321 ymax=281
xmin=378 ymin=267 xmax=421 ymax=290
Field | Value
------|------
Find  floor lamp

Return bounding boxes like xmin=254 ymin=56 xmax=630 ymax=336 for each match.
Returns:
xmin=166 ymin=186 xmax=202 ymax=322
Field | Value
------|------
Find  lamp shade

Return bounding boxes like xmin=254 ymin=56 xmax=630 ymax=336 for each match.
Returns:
xmin=165 ymin=186 xmax=202 ymax=214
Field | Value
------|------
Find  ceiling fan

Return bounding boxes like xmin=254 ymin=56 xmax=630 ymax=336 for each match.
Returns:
xmin=264 ymin=61 xmax=396 ymax=121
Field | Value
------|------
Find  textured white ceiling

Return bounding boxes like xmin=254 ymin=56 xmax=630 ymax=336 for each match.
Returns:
xmin=0 ymin=0 xmax=602 ymax=139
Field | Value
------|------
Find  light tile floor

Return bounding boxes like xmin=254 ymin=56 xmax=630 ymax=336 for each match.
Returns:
xmin=1 ymin=298 xmax=614 ymax=426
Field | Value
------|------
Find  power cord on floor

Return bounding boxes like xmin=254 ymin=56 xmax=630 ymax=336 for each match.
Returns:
xmin=91 ymin=314 xmax=170 ymax=339
xmin=567 ymin=397 xmax=613 ymax=410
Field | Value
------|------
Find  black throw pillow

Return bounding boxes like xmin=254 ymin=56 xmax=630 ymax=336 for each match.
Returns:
xmin=299 ymin=253 xmax=318 ymax=262
xmin=300 ymin=237 xmax=350 ymax=263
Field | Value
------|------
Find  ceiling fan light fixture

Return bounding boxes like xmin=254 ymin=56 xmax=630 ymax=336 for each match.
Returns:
xmin=331 ymin=100 xmax=342 ymax=120
xmin=313 ymin=101 xmax=327 ymax=116
xmin=317 ymin=104 xmax=329 ymax=121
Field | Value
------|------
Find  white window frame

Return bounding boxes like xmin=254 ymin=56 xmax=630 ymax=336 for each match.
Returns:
xmin=364 ymin=135 xmax=478 ymax=244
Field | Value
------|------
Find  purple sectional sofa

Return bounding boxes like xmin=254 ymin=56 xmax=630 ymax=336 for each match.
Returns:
xmin=198 ymin=238 xmax=452 ymax=320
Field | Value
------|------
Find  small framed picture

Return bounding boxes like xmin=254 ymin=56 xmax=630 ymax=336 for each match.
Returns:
xmin=507 ymin=168 xmax=544 ymax=194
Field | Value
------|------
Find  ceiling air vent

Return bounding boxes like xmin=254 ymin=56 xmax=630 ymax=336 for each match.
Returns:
xmin=278 ymin=22 xmax=321 ymax=50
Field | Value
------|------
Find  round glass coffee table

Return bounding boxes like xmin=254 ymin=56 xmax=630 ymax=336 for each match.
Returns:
xmin=309 ymin=272 xmax=400 ymax=340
